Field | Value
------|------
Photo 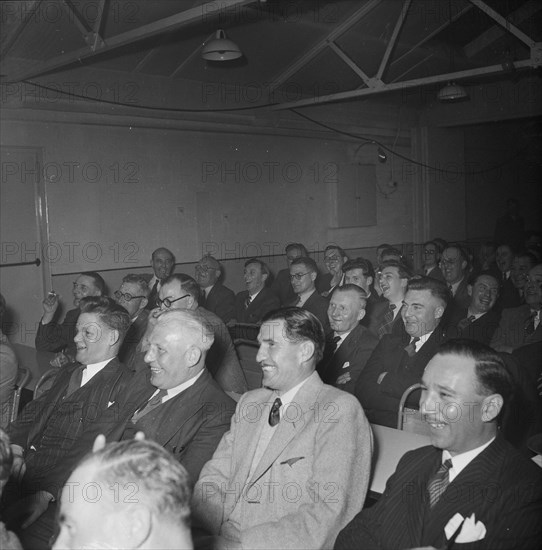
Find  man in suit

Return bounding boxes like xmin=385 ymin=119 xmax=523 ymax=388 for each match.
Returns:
xmin=54 ymin=439 xmax=193 ymax=550
xmin=356 ymin=276 xmax=450 ymax=427
xmin=421 ymin=240 xmax=445 ymax=281
xmin=195 ymin=254 xmax=235 ymax=324
xmin=271 ymin=243 xmax=308 ymax=306
xmin=319 ymin=245 xmax=348 ymax=297
xmin=441 ymin=245 xmax=470 ymax=310
xmin=192 ymin=308 xmax=372 ymax=550
xmin=445 ymin=271 xmax=501 ymax=345
xmin=145 ymin=247 xmax=175 ymax=310
xmin=319 ymin=285 xmax=379 ymax=393
xmin=495 ymin=244 xmax=519 ymax=309
xmin=233 ymin=258 xmax=280 ymax=324
xmin=491 ymin=263 xmax=542 ymax=352
xmin=289 ymin=256 xmax=331 ymax=333
xmin=336 ymin=339 xmax=542 ymax=550
xmin=5 ymin=297 xmax=132 ymax=548
xmin=503 ymin=250 xmax=537 ymax=309
xmin=158 ymin=274 xmax=247 ymax=394
xmin=35 ymin=271 xmax=105 ymax=355
xmin=368 ymin=260 xmax=410 ymax=339
xmin=113 ymin=274 xmax=150 ymax=366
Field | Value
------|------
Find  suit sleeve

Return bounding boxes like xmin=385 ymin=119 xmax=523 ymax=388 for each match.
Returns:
xmin=354 ymin=337 xmax=388 ymax=405
xmin=240 ymin=394 xmax=372 ymax=549
xmin=337 ymin=333 xmax=378 ymax=395
xmin=490 ymin=311 xmax=512 ymax=352
xmin=35 ymin=309 xmax=78 ymax=352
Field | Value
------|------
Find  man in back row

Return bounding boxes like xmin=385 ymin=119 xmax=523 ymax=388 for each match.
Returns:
xmin=336 ymin=339 xmax=542 ymax=549
xmin=146 ymin=247 xmax=175 ymax=310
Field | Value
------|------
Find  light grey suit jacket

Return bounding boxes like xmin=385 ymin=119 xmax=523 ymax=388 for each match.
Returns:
xmin=192 ymin=371 xmax=372 ymax=549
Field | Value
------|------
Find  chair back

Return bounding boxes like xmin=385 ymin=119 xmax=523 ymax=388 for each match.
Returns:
xmin=7 ymin=368 xmax=31 ymax=424
xmin=34 ymin=368 xmax=60 ymax=400
xmin=234 ymin=338 xmax=262 ymax=391
xmin=397 ymin=382 xmax=431 ymax=436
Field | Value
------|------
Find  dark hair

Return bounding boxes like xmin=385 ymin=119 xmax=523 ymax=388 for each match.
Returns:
xmin=78 ymin=296 xmax=131 ymax=338
xmin=262 ymin=307 xmax=325 ymax=364
xmin=291 ymin=256 xmax=318 ymax=274
xmin=80 ymin=439 xmax=191 ymax=526
xmin=331 ymin=284 xmax=367 ymax=307
xmin=163 ymin=273 xmax=200 ymax=301
xmin=407 ymin=276 xmax=451 ymax=307
xmin=80 ymin=271 xmax=106 ymax=295
xmin=0 ymin=428 xmax=12 ymax=482
xmin=285 ymin=243 xmax=308 ymax=256
xmin=122 ymin=274 xmax=150 ymax=298
xmin=324 ymin=245 xmax=346 ymax=258
xmin=435 ymin=339 xmax=512 ymax=424
xmin=380 ymin=259 xmax=412 ymax=279
xmin=244 ymin=258 xmax=270 ymax=278
xmin=432 ymin=238 xmax=448 ymax=253
xmin=443 ymin=244 xmax=469 ymax=264
xmin=380 ymin=247 xmax=402 ymax=260
xmin=342 ymin=257 xmax=375 ymax=279
xmin=467 ymin=270 xmax=500 ymax=287
xmin=151 ymin=247 xmax=175 ymax=262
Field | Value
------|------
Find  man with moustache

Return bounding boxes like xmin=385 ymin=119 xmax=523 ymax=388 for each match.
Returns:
xmin=336 ymin=339 xmax=542 ymax=550
xmin=145 ymin=247 xmax=175 ymax=310
xmin=35 ymin=271 xmax=106 ymax=355
xmin=233 ymin=259 xmax=280 ymax=324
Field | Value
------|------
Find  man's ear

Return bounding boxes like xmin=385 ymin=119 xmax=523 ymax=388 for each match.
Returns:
xmin=121 ymin=504 xmax=152 ymax=548
xmin=185 ymin=345 xmax=202 ymax=367
xmin=187 ymin=295 xmax=196 ymax=309
xmin=367 ymin=276 xmax=373 ymax=287
xmin=262 ymin=272 xmax=269 ymax=284
xmin=310 ymin=271 xmax=317 ymax=283
xmin=140 ymin=297 xmax=149 ymax=310
xmin=299 ymin=340 xmax=316 ymax=362
xmin=481 ymin=394 xmax=503 ymax=422
xmin=467 ymin=285 xmax=473 ymax=298
xmin=109 ymin=329 xmax=121 ymax=346
xmin=357 ymin=309 xmax=366 ymax=322
xmin=434 ymin=305 xmax=444 ymax=320
xmin=461 ymin=260 xmax=468 ymax=271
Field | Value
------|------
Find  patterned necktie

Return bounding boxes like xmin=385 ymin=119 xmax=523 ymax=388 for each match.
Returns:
xmin=458 ymin=314 xmax=476 ymax=331
xmin=448 ymin=284 xmax=453 ymax=294
xmin=268 ymin=397 xmax=282 ymax=427
xmin=149 ymin=279 xmax=160 ymax=307
xmin=245 ymin=295 xmax=252 ymax=309
xmin=65 ymin=364 xmax=86 ymax=397
xmin=525 ymin=312 xmax=537 ymax=336
xmin=132 ymin=389 xmax=168 ymax=423
xmin=427 ymin=458 xmax=453 ymax=508
xmin=404 ymin=336 xmax=420 ymax=357
xmin=378 ymin=303 xmax=396 ymax=338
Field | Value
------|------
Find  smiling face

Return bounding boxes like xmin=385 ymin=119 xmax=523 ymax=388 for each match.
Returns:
xmin=72 ymin=275 xmax=102 ymax=308
xmin=244 ymin=262 xmax=267 ymax=295
xmin=511 ymin=255 xmax=534 ymax=290
xmin=379 ymin=266 xmax=407 ymax=302
xmin=344 ymin=268 xmax=372 ymax=293
xmin=401 ymin=289 xmax=443 ymax=337
xmin=151 ymin=249 xmax=174 ymax=280
xmin=468 ymin=274 xmax=499 ymax=314
xmin=144 ymin=323 xmax=195 ymax=390
xmin=74 ymin=312 xmax=116 ymax=365
xmin=256 ymin=319 xmax=312 ymax=393
xmin=290 ymin=263 xmax=316 ymax=295
xmin=158 ymin=280 xmax=193 ymax=311
xmin=525 ymin=265 xmax=542 ymax=310
xmin=327 ymin=289 xmax=365 ymax=334
xmin=420 ymin=353 xmax=500 ymax=456
xmin=195 ymin=257 xmax=220 ymax=288
xmin=441 ymin=247 xmax=467 ymax=285
xmin=323 ymin=248 xmax=346 ymax=276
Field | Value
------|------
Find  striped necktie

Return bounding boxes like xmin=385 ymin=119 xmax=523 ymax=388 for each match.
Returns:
xmin=378 ymin=304 xmax=396 ymax=338
xmin=427 ymin=459 xmax=453 ymax=508
xmin=132 ymin=389 xmax=168 ymax=423
xmin=65 ymin=364 xmax=86 ymax=398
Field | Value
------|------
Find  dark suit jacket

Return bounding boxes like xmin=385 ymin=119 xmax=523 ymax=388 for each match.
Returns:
xmin=355 ymin=328 xmax=445 ymax=427
xmin=423 ymin=265 xmax=446 ymax=282
xmin=7 ymin=357 xmax=132 ymax=495
xmin=490 ymin=304 xmax=542 ymax=352
xmin=200 ymin=282 xmax=235 ymax=324
xmin=319 ymin=324 xmax=379 ymax=394
xmin=496 ymin=277 xmax=523 ymax=310
xmin=293 ymin=290 xmax=331 ymax=334
xmin=35 ymin=308 xmax=79 ymax=354
xmin=234 ymin=287 xmax=280 ymax=324
xmin=115 ymin=368 xmax=235 ymax=485
xmin=367 ymin=301 xmax=407 ymax=340
xmin=444 ymin=307 xmax=501 ymax=345
xmin=270 ymin=268 xmax=296 ymax=306
xmin=118 ymin=309 xmax=149 ymax=365
xmin=451 ymin=278 xmax=471 ymax=310
xmin=334 ymin=436 xmax=542 ymax=550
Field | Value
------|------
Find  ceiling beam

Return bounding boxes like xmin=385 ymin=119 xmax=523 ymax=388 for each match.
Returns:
xmin=464 ymin=0 xmax=540 ymax=58
xmin=268 ymin=0 xmax=382 ymax=93
xmin=375 ymin=0 xmax=411 ymax=81
xmin=468 ymin=0 xmax=536 ymax=48
xmin=5 ymin=0 xmax=256 ymax=83
xmin=327 ymin=42 xmax=372 ymax=86
xmin=0 ymin=0 xmax=41 ymax=58
xmin=271 ymin=58 xmax=535 ymax=110
xmin=61 ymin=0 xmax=105 ymax=50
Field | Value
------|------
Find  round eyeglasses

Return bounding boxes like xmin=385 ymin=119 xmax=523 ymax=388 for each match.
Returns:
xmin=156 ymin=293 xmax=190 ymax=308
xmin=290 ymin=272 xmax=311 ymax=281
xmin=114 ymin=290 xmax=147 ymax=302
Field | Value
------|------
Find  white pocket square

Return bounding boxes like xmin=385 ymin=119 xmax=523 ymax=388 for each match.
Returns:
xmin=445 ymin=512 xmax=486 ymax=543
xmin=107 ymin=401 xmax=115 ymax=408
xmin=342 ymin=361 xmax=350 ymax=369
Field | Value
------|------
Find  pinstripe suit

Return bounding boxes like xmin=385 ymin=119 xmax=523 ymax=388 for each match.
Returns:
xmin=335 ymin=436 xmax=542 ymax=549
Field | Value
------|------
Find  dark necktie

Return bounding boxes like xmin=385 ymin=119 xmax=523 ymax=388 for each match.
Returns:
xmin=404 ymin=336 xmax=420 ymax=357
xmin=458 ymin=314 xmax=476 ymax=331
xmin=378 ymin=304 xmax=396 ymax=338
xmin=149 ymin=279 xmax=160 ymax=307
xmin=448 ymin=284 xmax=453 ymax=294
xmin=132 ymin=389 xmax=168 ymax=423
xmin=427 ymin=458 xmax=453 ymax=508
xmin=268 ymin=397 xmax=282 ymax=427
xmin=65 ymin=364 xmax=86 ymax=397
xmin=200 ymin=289 xmax=207 ymax=308
xmin=329 ymin=335 xmax=341 ymax=354
xmin=525 ymin=312 xmax=537 ymax=336
xmin=245 ymin=295 xmax=253 ymax=309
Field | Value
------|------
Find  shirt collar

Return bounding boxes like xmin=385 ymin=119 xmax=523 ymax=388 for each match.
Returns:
xmin=150 ymin=368 xmax=204 ymax=402
xmin=81 ymin=358 xmax=114 ymax=386
xmin=442 ymin=437 xmax=495 ymax=482
xmin=297 ymin=288 xmax=316 ymax=305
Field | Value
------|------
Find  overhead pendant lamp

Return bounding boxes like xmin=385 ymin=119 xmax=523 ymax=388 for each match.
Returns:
xmin=202 ymin=30 xmax=242 ymax=61
xmin=437 ymin=81 xmax=468 ymax=101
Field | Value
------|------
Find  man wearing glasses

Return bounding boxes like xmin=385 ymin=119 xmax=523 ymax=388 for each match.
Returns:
xmin=289 ymin=257 xmax=330 ymax=334
xmin=421 ymin=240 xmax=445 ymax=282
xmin=319 ymin=245 xmax=348 ymax=297
xmin=35 ymin=271 xmax=106 ymax=357
xmin=113 ymin=274 xmax=150 ymax=366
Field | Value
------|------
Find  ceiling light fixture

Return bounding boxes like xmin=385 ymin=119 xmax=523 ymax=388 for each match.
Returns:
xmin=202 ymin=30 xmax=242 ymax=61
xmin=437 ymin=81 xmax=468 ymax=101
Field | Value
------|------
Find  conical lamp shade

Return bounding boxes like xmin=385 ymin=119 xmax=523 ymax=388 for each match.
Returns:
xmin=202 ymin=30 xmax=242 ymax=61
xmin=437 ymin=82 xmax=468 ymax=101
